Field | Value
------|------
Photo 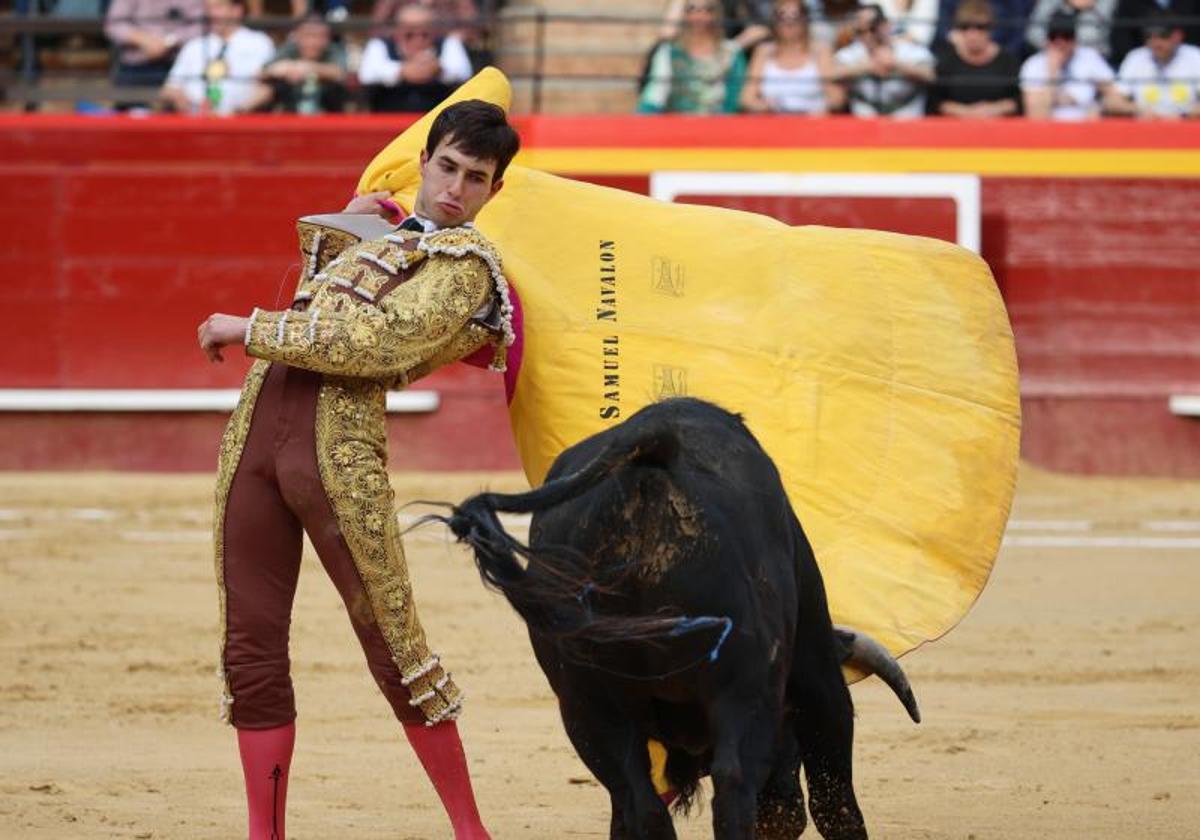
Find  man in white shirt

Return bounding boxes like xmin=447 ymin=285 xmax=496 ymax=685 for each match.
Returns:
xmin=1020 ymin=10 xmax=1120 ymax=120
xmin=160 ymin=0 xmax=275 ymax=115
xmin=1112 ymin=11 xmax=1200 ymax=118
xmin=105 ymin=0 xmax=206 ymax=94
xmin=358 ymin=3 xmax=473 ymax=113
xmin=831 ymin=4 xmax=935 ymax=118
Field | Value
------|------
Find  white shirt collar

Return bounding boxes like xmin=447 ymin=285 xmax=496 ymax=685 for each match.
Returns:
xmin=406 ymin=213 xmax=474 ymax=232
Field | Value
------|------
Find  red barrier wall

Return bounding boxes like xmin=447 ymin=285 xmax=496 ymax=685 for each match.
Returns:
xmin=3 ymin=116 xmax=1198 ymax=475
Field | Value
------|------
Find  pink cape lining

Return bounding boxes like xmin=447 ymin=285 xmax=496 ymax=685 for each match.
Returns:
xmin=460 ymin=281 xmax=523 ymax=404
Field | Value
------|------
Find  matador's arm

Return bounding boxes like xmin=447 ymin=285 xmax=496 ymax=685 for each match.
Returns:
xmin=244 ymin=252 xmax=492 ymax=379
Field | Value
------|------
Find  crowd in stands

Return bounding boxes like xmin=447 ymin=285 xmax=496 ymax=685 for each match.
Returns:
xmin=86 ymin=0 xmax=491 ymax=113
xmin=638 ymin=0 xmax=1200 ymax=118
xmin=8 ymin=0 xmax=1200 ymax=117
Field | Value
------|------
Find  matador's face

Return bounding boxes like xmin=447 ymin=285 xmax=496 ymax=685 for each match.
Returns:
xmin=415 ymin=138 xmax=504 ymax=229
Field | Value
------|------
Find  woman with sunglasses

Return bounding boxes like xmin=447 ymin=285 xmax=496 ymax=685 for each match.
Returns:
xmin=1026 ymin=0 xmax=1119 ymax=58
xmin=929 ymin=0 xmax=1021 ymax=117
xmin=638 ymin=0 xmax=749 ymax=113
xmin=741 ymin=0 xmax=842 ymax=113
xmin=656 ymin=0 xmax=773 ymax=48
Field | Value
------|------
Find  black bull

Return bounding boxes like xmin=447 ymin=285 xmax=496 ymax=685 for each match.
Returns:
xmin=443 ymin=398 xmax=920 ymax=839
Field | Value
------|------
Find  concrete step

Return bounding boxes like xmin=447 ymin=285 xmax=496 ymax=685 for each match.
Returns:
xmin=495 ymin=8 xmax=661 ymax=52
xmin=37 ymin=46 xmax=110 ymax=72
xmin=496 ymin=45 xmax=647 ymax=81
xmin=508 ymin=77 xmax=639 ymax=115
xmin=503 ymin=0 xmax=664 ymax=13
xmin=492 ymin=6 xmax=658 ymax=113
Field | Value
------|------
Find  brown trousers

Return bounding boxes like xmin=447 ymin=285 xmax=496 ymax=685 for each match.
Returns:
xmin=220 ymin=362 xmax=425 ymax=729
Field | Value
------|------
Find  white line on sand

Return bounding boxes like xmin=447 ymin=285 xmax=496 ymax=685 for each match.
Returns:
xmin=120 ymin=530 xmax=212 ymax=543
xmin=5 ymin=506 xmax=1199 ymax=549
xmin=1140 ymin=520 xmax=1200 ymax=533
xmin=67 ymin=508 xmax=118 ymax=521
xmin=1006 ymin=519 xmax=1093 ymax=531
xmin=1003 ymin=535 xmax=1200 ymax=550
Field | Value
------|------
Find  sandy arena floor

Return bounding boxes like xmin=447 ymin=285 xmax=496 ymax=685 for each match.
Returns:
xmin=0 ymin=464 xmax=1197 ymax=839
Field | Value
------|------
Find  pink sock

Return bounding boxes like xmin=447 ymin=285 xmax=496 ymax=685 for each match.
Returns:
xmin=237 ymin=722 xmax=295 ymax=840
xmin=403 ymin=721 xmax=490 ymax=839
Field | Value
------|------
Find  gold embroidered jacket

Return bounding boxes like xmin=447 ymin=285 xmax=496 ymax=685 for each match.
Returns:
xmin=213 ymin=216 xmax=511 ymax=726
xmin=248 ymin=218 xmax=511 ymax=381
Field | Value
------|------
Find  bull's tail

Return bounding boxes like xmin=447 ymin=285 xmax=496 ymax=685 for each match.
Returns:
xmin=440 ymin=420 xmax=730 ymax=670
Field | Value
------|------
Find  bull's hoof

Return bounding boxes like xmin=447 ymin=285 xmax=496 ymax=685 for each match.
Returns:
xmin=755 ymin=800 xmax=807 ymax=840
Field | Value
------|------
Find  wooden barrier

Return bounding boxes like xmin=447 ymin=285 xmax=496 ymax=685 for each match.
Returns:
xmin=3 ymin=115 xmax=1198 ymax=475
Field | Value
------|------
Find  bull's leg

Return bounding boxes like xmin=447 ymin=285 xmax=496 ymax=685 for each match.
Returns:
xmin=556 ymin=691 xmax=675 ymax=840
xmin=791 ymin=658 xmax=867 ymax=839
xmin=709 ymin=696 xmax=780 ymax=840
xmin=755 ymin=720 xmax=807 ymax=840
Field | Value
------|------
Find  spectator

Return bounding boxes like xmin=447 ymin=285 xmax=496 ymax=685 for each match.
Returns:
xmin=1109 ymin=0 xmax=1200 ymax=65
xmin=639 ymin=1 xmax=749 ymax=113
xmin=246 ymin=0 xmax=349 ymax=19
xmin=371 ymin=0 xmax=482 ymax=48
xmin=1111 ymin=9 xmax=1200 ymax=117
xmin=808 ymin=0 xmax=862 ymax=48
xmin=160 ymin=0 xmax=274 ymax=114
xmin=1020 ymin=9 xmax=1120 ymax=117
xmin=359 ymin=3 xmax=473 ymax=112
xmin=741 ymin=0 xmax=841 ymax=112
xmin=658 ymin=0 xmax=773 ymax=49
xmin=936 ymin=0 xmax=1033 ymax=56
xmin=1027 ymin=0 xmax=1118 ymax=57
xmin=832 ymin=3 xmax=936 ymax=116
xmin=105 ymin=0 xmax=206 ymax=101
xmin=262 ymin=14 xmax=348 ymax=114
xmin=875 ymin=0 xmax=941 ymax=46
xmin=930 ymin=0 xmax=1021 ymax=115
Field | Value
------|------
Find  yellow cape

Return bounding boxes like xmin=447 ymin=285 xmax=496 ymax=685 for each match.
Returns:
xmin=359 ymin=69 xmax=1020 ymax=670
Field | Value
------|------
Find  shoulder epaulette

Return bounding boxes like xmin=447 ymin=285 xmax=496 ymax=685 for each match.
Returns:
xmin=418 ymin=227 xmax=514 ymax=372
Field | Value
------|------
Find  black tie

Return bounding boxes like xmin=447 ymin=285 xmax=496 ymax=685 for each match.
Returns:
xmin=398 ymin=216 xmax=426 ymax=233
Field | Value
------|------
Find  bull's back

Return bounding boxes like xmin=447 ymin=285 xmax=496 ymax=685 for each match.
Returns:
xmin=532 ymin=398 xmax=800 ymax=648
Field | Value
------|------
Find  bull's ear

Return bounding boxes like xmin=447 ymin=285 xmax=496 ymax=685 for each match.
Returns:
xmin=832 ymin=627 xmax=857 ymax=664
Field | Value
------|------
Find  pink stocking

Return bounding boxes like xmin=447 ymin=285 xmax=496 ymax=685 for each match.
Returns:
xmin=237 ymin=722 xmax=295 ymax=840
xmin=403 ymin=721 xmax=490 ymax=839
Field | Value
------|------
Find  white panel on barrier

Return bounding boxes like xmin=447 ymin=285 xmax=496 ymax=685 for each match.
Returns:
xmin=650 ymin=172 xmax=982 ymax=254
xmin=1169 ymin=395 xmax=1200 ymax=417
xmin=0 ymin=390 xmax=441 ymax=413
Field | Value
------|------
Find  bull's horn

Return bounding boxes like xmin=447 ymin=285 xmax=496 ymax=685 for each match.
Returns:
xmin=833 ymin=625 xmax=921 ymax=724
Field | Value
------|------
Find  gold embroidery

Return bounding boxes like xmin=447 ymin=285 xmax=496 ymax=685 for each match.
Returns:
xmin=314 ymin=377 xmax=463 ymax=721
xmin=212 ymin=359 xmax=270 ymax=723
xmin=403 ymin=322 xmax=493 ymax=385
xmin=294 ymin=221 xmax=362 ymax=304
xmin=419 ymin=228 xmax=514 ymax=372
xmin=245 ymin=239 xmax=494 ymax=381
xmin=213 ymin=226 xmax=506 ymax=726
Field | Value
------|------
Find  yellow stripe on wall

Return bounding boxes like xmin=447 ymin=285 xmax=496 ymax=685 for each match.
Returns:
xmin=517 ymin=148 xmax=1200 ymax=178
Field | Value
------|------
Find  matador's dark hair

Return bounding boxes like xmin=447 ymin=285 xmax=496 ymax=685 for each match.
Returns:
xmin=425 ymin=99 xmax=521 ymax=182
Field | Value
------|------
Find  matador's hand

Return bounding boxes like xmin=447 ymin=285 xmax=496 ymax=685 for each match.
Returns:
xmin=343 ymin=190 xmax=401 ymax=222
xmin=198 ymin=313 xmax=250 ymax=363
